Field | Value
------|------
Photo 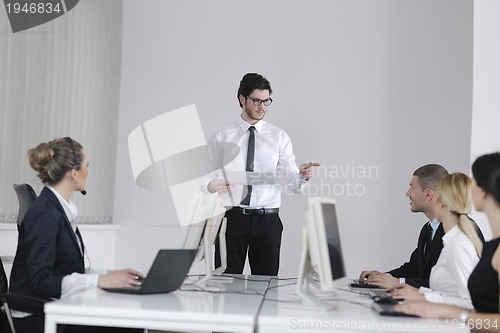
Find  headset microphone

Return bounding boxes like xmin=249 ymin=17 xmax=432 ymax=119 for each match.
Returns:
xmin=81 ymin=190 xmax=87 ymax=195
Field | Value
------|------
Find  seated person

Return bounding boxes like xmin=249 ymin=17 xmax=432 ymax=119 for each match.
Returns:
xmin=395 ymin=153 xmax=500 ymax=332
xmin=9 ymin=138 xmax=144 ymax=333
xmin=360 ymin=164 xmax=484 ymax=290
xmin=390 ymin=173 xmax=482 ymax=308
xmin=360 ymin=164 xmax=449 ymax=289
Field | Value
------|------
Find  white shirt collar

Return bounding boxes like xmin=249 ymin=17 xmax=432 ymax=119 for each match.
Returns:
xmin=429 ymin=218 xmax=440 ymax=239
xmin=46 ymin=186 xmax=78 ymax=224
xmin=238 ymin=116 xmax=264 ymax=133
xmin=442 ymin=224 xmax=461 ymax=245
xmin=429 ymin=218 xmax=440 ymax=231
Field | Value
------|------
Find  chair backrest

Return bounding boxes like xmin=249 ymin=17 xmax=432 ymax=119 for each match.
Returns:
xmin=13 ymin=184 xmax=37 ymax=227
xmin=0 ymin=258 xmax=7 ymax=294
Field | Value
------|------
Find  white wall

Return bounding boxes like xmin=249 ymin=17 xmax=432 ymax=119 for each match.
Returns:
xmin=113 ymin=0 xmax=473 ymax=276
xmin=0 ymin=224 xmax=118 ymax=272
xmin=469 ymin=0 xmax=500 ymax=240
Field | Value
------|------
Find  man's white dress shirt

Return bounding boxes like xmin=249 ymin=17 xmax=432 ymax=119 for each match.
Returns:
xmin=202 ymin=117 xmax=308 ymax=208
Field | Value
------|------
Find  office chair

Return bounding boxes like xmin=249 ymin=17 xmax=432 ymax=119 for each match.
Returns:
xmin=1 ymin=258 xmax=15 ymax=333
xmin=12 ymin=184 xmax=37 ymax=229
xmin=1 ymin=184 xmax=35 ymax=332
xmin=1 ymin=258 xmax=47 ymax=333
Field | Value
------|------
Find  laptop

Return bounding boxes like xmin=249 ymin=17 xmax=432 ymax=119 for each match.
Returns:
xmin=103 ymin=249 xmax=196 ymax=294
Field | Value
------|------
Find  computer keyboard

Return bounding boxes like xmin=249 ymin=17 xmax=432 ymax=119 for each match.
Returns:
xmin=369 ymin=289 xmax=391 ymax=299
xmin=369 ymin=289 xmax=405 ymax=302
xmin=372 ymin=302 xmax=417 ymax=317
xmin=350 ymin=279 xmax=383 ymax=289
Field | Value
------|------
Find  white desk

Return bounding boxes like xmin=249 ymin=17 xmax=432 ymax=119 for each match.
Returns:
xmin=45 ymin=276 xmax=473 ymax=333
xmin=257 ymin=278 xmax=471 ymax=333
xmin=44 ymin=275 xmax=270 ymax=333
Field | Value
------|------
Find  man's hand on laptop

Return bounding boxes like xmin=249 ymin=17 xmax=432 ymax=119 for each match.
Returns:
xmin=98 ymin=268 xmax=145 ymax=289
xmin=360 ymin=270 xmax=400 ymax=290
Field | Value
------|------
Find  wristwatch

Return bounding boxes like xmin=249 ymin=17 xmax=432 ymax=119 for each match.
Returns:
xmin=459 ymin=309 xmax=469 ymax=327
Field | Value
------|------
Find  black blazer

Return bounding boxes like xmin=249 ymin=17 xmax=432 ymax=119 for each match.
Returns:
xmin=9 ymin=187 xmax=85 ymax=314
xmin=388 ymin=222 xmax=445 ymax=288
xmin=388 ymin=219 xmax=485 ymax=288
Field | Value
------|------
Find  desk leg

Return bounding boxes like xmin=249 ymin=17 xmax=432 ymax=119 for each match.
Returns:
xmin=44 ymin=316 xmax=57 ymax=333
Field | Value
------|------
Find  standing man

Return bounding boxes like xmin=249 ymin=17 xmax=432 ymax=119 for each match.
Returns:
xmin=359 ymin=164 xmax=449 ymax=289
xmin=203 ymin=73 xmax=318 ymax=276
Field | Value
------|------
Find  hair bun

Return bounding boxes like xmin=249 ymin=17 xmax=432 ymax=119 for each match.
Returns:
xmin=28 ymin=142 xmax=55 ymax=174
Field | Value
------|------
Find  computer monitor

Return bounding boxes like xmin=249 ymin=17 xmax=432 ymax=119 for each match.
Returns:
xmin=182 ymin=192 xmax=213 ymax=254
xmin=182 ymin=193 xmax=228 ymax=290
xmin=295 ymin=196 xmax=348 ymax=310
xmin=183 ymin=193 xmax=225 ymax=249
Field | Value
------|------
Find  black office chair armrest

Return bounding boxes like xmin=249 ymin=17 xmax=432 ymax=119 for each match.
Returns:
xmin=0 ymin=292 xmax=47 ymax=304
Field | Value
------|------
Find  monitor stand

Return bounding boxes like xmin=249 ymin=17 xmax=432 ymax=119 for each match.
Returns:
xmin=294 ymin=245 xmax=337 ymax=311
xmin=188 ymin=218 xmax=233 ymax=291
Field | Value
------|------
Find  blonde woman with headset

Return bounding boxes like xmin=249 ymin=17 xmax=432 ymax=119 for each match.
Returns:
xmin=9 ymin=137 xmax=144 ymax=333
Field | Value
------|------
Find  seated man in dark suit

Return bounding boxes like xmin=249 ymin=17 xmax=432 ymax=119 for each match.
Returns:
xmin=360 ymin=164 xmax=473 ymax=289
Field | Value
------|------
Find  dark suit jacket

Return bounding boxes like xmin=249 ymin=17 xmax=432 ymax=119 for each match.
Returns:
xmin=9 ymin=187 xmax=85 ymax=314
xmin=388 ymin=222 xmax=444 ymax=288
xmin=388 ymin=219 xmax=485 ymax=288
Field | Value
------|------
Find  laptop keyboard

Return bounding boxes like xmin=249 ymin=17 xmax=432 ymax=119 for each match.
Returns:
xmin=369 ymin=289 xmax=391 ymax=299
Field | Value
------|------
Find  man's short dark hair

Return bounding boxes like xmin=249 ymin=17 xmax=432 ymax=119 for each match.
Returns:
xmin=413 ymin=164 xmax=449 ymax=190
xmin=237 ymin=73 xmax=273 ymax=108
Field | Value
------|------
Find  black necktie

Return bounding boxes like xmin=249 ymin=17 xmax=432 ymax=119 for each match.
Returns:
xmin=424 ymin=224 xmax=433 ymax=255
xmin=241 ymin=126 xmax=255 ymax=205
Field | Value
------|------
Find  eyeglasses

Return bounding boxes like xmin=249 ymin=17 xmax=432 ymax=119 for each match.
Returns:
xmin=246 ymin=96 xmax=273 ymax=106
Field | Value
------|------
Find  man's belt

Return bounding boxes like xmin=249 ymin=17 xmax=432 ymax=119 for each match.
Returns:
xmin=229 ymin=207 xmax=279 ymax=215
